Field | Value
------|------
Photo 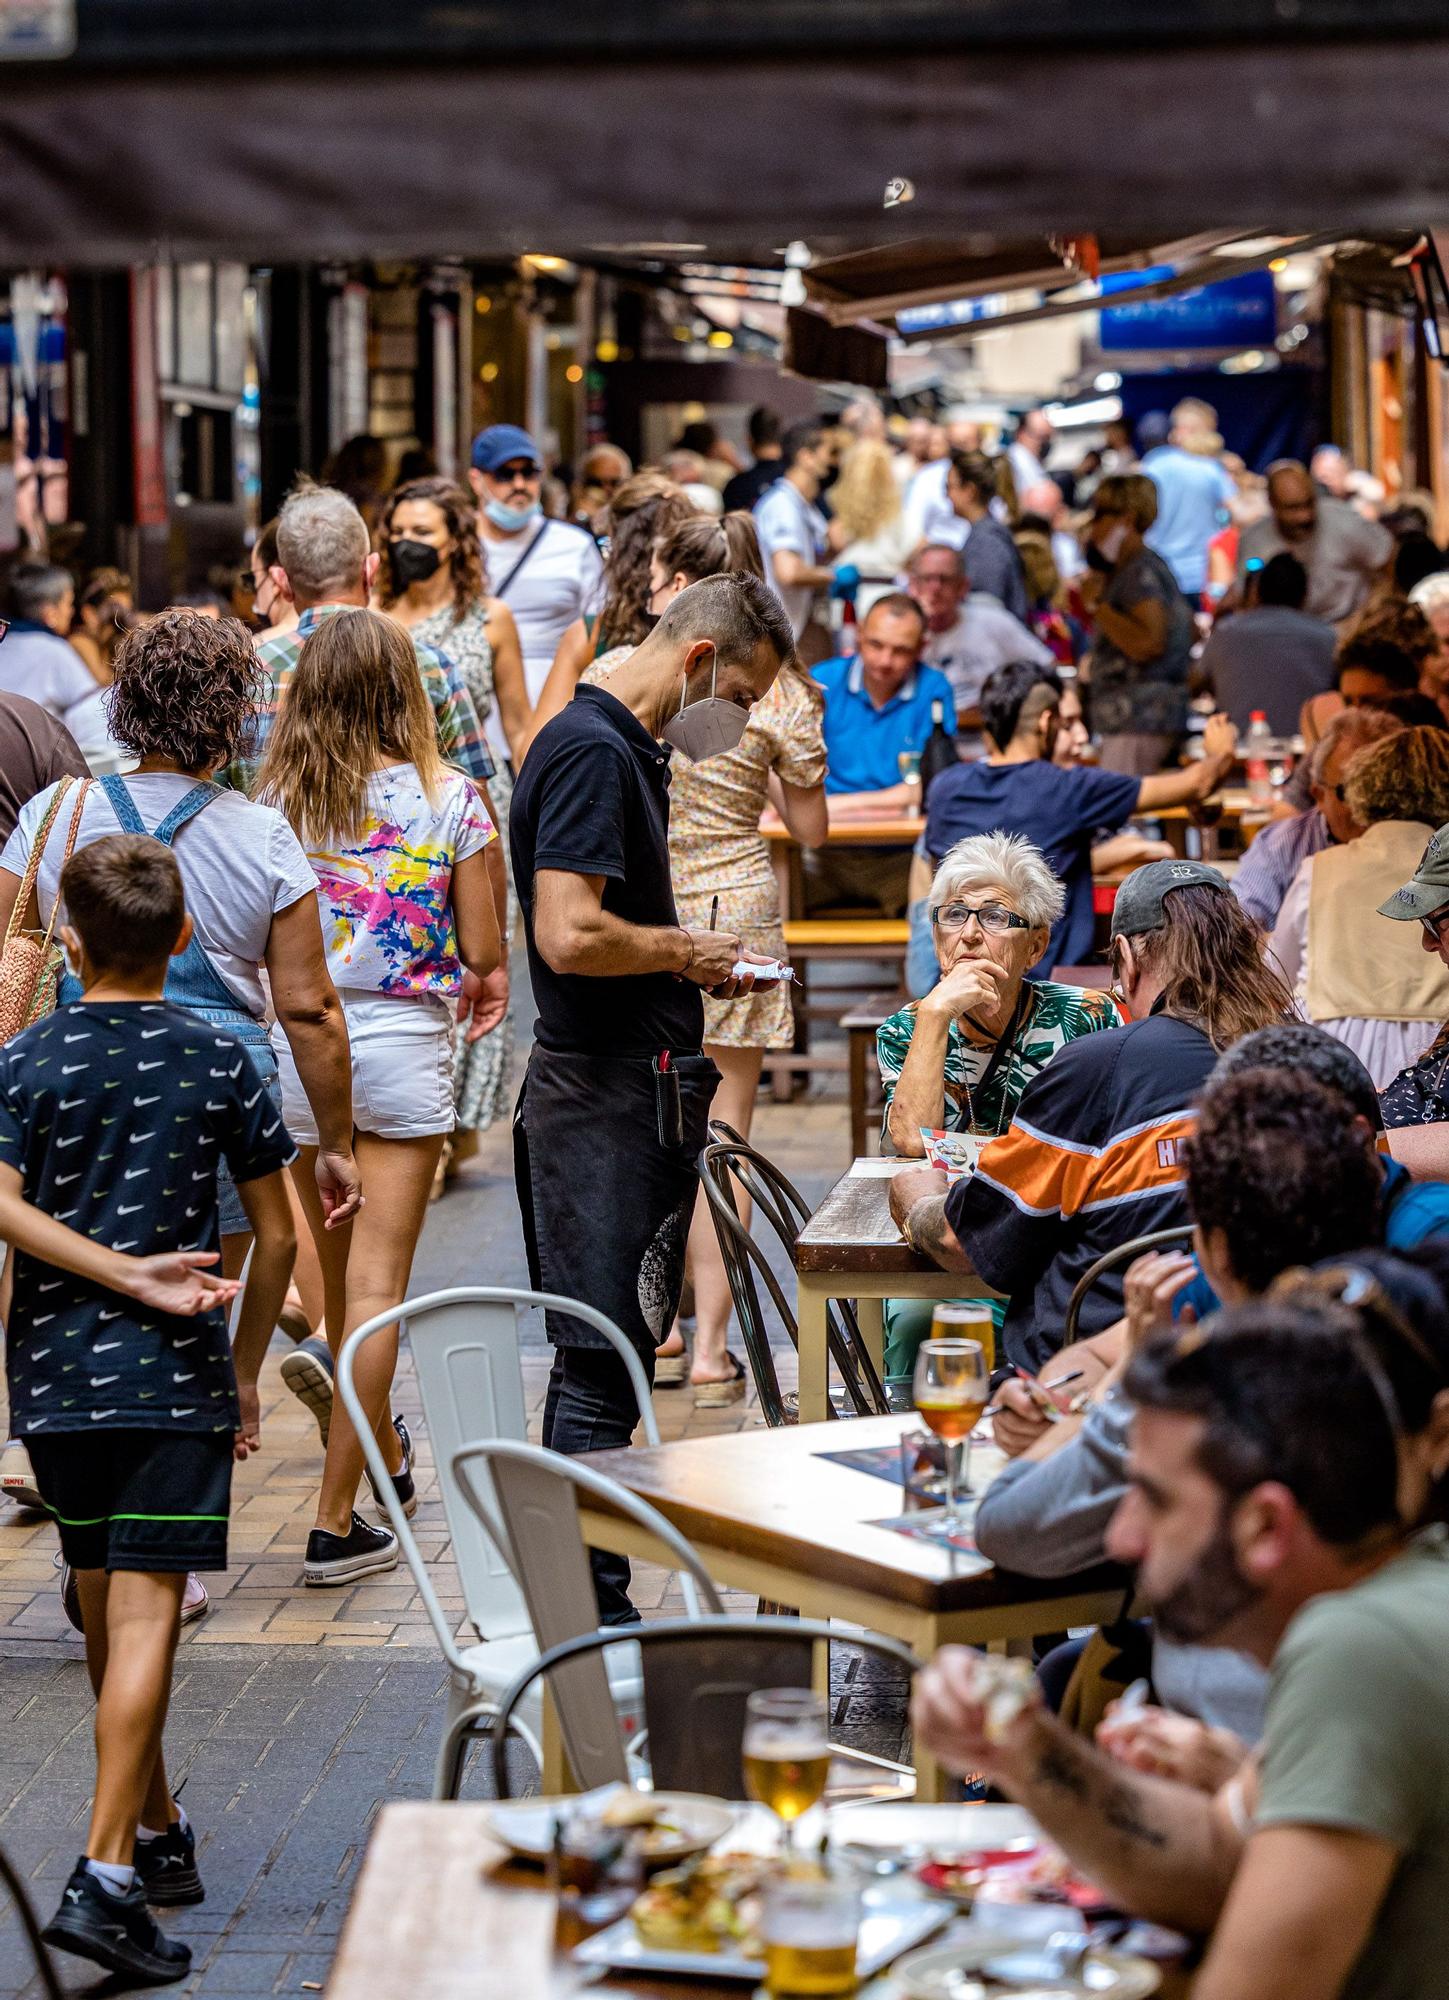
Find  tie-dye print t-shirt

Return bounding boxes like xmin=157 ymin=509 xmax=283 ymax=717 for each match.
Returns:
xmin=306 ymin=765 xmax=496 ymax=1000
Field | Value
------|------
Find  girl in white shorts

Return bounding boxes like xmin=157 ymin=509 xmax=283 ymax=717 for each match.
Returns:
xmin=258 ymin=608 xmax=500 ymax=1569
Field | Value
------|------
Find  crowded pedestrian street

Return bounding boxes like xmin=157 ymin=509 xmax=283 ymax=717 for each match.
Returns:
xmin=11 ymin=7 xmax=1449 ymax=2000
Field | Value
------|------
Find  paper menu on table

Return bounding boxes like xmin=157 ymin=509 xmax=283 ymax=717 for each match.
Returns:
xmin=921 ymin=1129 xmax=991 ymax=1182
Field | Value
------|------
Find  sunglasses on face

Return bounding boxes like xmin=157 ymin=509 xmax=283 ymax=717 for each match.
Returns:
xmin=930 ymin=900 xmax=1030 ymax=937
xmin=492 ymin=463 xmax=541 ymax=484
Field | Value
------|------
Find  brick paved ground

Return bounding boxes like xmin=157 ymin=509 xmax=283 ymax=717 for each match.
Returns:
xmin=0 ymin=1066 xmax=897 ymax=1996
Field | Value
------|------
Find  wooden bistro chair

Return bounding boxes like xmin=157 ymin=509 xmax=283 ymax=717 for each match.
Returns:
xmin=1061 ymin=1226 xmax=1197 ymax=1344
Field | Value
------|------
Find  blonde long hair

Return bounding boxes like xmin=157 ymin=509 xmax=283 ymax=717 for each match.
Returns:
xmin=830 ymin=439 xmax=902 ymax=543
xmin=258 ymin=608 xmax=446 ymax=846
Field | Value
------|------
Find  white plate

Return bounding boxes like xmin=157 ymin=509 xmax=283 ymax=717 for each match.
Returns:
xmin=574 ymin=1894 xmax=950 ymax=1982
xmin=827 ymin=1802 xmax=1038 ymax=1853
xmin=486 ymin=1785 xmax=735 ymax=1863
xmin=894 ymin=1933 xmax=1161 ymax=1999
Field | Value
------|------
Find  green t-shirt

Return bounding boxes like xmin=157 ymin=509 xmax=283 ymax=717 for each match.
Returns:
xmin=1256 ymin=1525 xmax=1449 ymax=2000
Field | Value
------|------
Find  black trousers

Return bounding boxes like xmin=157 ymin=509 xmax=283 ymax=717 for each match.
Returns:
xmin=514 ymin=1044 xmax=719 ymax=1623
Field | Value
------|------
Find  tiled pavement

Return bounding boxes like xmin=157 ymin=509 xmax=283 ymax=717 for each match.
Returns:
xmin=0 ymin=1085 xmax=878 ymax=1995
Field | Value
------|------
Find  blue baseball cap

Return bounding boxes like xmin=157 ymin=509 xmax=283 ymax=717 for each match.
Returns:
xmin=470 ymin=424 xmax=543 ymax=474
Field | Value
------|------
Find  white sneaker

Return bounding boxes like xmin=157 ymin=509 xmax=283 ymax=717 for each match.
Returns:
xmin=1 ymin=1437 xmax=44 ymax=1511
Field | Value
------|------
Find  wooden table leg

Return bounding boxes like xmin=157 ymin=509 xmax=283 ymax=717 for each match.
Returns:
xmin=796 ymin=1277 xmax=831 ymax=1423
xmin=541 ymin=1685 xmax=573 ymax=1794
xmin=848 ymin=1025 xmax=869 ymax=1158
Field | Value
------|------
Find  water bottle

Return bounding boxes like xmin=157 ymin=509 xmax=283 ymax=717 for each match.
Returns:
xmin=830 ymin=564 xmax=860 ymax=658
xmin=1245 ymin=711 xmax=1272 ymax=805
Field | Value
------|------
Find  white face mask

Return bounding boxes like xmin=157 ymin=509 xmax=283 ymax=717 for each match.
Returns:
xmin=659 ymin=647 xmax=751 ymax=762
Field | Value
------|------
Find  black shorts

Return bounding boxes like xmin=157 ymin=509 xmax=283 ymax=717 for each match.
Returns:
xmin=27 ymin=1429 xmax=233 ymax=1573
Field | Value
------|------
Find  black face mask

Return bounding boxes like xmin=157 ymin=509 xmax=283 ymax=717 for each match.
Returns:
xmin=390 ymin=538 xmax=443 ymax=587
xmin=1083 ymin=540 xmax=1115 ymax=575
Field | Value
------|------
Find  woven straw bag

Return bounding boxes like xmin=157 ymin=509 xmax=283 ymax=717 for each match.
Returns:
xmin=0 ymin=776 xmax=91 ymax=1044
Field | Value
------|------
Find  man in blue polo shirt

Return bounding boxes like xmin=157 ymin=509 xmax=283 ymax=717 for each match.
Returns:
xmin=806 ymin=594 xmax=955 ymax=913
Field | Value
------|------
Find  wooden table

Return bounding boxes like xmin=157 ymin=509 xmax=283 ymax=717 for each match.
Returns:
xmin=1149 ymin=787 xmax=1267 ymax=855
xmin=764 ymin=814 xmax=923 ymax=924
xmin=795 ymin=1158 xmax=998 ymax=1423
xmin=577 ymin=1414 xmax=1124 ymax=1803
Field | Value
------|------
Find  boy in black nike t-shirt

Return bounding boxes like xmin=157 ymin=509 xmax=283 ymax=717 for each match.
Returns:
xmin=0 ymin=836 xmax=296 ymax=1986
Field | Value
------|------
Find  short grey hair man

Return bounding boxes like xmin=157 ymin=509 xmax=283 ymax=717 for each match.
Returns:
xmin=929 ymin=830 xmax=1066 ymax=935
xmin=275 ymin=486 xmax=371 ymax=605
xmin=1306 ymin=705 xmax=1403 ymax=789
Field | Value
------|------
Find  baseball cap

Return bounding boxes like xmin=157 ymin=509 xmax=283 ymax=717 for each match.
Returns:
xmin=470 ymin=424 xmax=543 ymax=475
xmin=1377 ymin=823 xmax=1449 ymax=923
xmin=1109 ymin=857 xmax=1229 ymax=940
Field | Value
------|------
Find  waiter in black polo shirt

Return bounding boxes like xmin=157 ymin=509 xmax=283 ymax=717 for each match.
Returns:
xmin=511 ymin=569 xmax=795 ymax=1622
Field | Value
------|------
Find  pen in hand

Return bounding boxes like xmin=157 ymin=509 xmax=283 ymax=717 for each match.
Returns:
xmin=709 ymin=895 xmax=719 ymax=931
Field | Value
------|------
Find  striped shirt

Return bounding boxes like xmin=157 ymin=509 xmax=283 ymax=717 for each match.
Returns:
xmin=945 ymin=1010 xmax=1218 ymax=1371
xmin=1230 ymin=807 xmax=1330 ymax=932
xmin=225 ymin=604 xmax=495 ymax=796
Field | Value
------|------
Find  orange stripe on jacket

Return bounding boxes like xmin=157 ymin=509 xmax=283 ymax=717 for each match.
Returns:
xmin=977 ymin=1112 xmax=1199 ymax=1219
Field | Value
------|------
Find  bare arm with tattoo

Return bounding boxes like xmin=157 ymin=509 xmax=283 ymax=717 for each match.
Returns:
xmin=887 ymin=1167 xmax=975 ymax=1273
xmin=912 ymin=1645 xmax=1245 ymax=1934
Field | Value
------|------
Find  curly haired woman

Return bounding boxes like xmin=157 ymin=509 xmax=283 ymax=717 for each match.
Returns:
xmin=527 ymin=471 xmax=696 ymax=740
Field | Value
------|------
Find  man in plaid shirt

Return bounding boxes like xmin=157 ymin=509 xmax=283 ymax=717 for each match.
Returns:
xmin=225 ymin=486 xmax=495 ymax=796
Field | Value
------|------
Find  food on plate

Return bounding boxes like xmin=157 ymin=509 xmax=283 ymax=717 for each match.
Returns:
xmin=968 ymin=1654 xmax=1038 ymax=1743
xmin=630 ymin=1853 xmax=770 ymax=1955
xmin=596 ymin=1791 xmax=709 ymax=1858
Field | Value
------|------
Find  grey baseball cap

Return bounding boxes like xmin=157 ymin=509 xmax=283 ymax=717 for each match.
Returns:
xmin=1378 ymin=823 xmax=1449 ymax=923
xmin=1109 ymin=857 xmax=1230 ymax=940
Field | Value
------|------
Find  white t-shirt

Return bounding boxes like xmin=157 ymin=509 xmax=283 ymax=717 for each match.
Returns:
xmin=902 ymin=460 xmax=968 ymax=553
xmin=302 ymin=765 xmax=495 ymax=1001
xmin=921 ymin=597 xmax=1055 ymax=749
xmin=0 ymin=628 xmax=98 ymax=722
xmin=753 ymin=480 xmax=829 ymax=639
xmin=483 ymin=516 xmax=604 ymax=703
xmin=0 ymin=774 xmax=317 ymax=1017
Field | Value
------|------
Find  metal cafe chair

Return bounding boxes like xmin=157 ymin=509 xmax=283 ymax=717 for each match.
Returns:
xmin=1061 ymin=1226 xmax=1197 ymax=1344
xmin=698 ymin=1129 xmax=888 ymax=1425
xmin=485 ymin=1615 xmax=921 ymax=1801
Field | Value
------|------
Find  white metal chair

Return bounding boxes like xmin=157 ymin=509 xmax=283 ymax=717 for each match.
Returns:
xmin=335 ymin=1285 xmax=686 ymax=1798
xmin=450 ymin=1439 xmax=725 ymax=1795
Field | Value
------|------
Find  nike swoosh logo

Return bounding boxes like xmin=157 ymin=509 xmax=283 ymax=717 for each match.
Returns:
xmin=55 ymin=1173 xmax=80 ymax=1184
xmin=55 ymin=1208 xmax=78 ymax=1221
xmin=129 ymin=1132 xmax=155 ymax=1144
xmin=140 ymin=1028 xmax=167 ymax=1038
xmin=32 ymin=1313 xmax=54 ymax=1326
xmin=93 ymin=1339 xmax=122 ymax=1352
xmin=90 ymin=1374 xmax=119 ymax=1387
xmin=137 ymin=1061 xmax=164 ymax=1072
xmin=209 ymin=1067 xmax=230 ymax=1078
xmin=134 ymin=1094 xmax=160 ymax=1106
xmin=173 ymin=1371 xmax=194 ymax=1383
xmin=60 ymin=1064 xmax=89 ymax=1075
xmin=38 ymin=1278 xmax=62 ymax=1292
xmin=185 ymin=1206 xmax=201 ymax=1218
xmin=58 ymin=1097 xmax=85 ymax=1109
xmin=243 ymin=1089 xmax=263 ymax=1109
xmin=173 ymin=1336 xmax=198 ymax=1349
xmin=114 ymin=1239 xmax=139 ymax=1250
xmin=29 ymin=1385 xmax=48 ymax=1396
xmin=191 ymin=1171 xmax=209 ymax=1182
xmin=62 ymin=1033 xmax=90 ymax=1044
xmin=55 ymin=1135 xmax=82 ymax=1148
xmin=30 ymin=1347 xmax=50 ymax=1360
xmin=117 ymin=1203 xmax=144 ymax=1216
xmin=91 ymin=1410 xmax=118 ymax=1421
xmin=205 ymin=1100 xmax=226 ymax=1111
xmin=124 ymin=1168 xmax=150 ymax=1180
xmin=169 ymin=1407 xmax=194 ymax=1418
xmin=263 ymin=1119 xmax=282 ymax=1137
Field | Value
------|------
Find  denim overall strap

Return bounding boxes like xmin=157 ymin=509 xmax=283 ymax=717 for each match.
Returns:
xmin=95 ymin=776 xmax=269 ymax=1046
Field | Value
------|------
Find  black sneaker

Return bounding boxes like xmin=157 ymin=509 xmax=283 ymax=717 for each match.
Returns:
xmin=303 ymin=1512 xmax=400 ymax=1587
xmin=42 ymin=1859 xmax=191 ymax=1984
xmin=366 ymin=1413 xmax=418 ymax=1521
xmin=280 ymin=1335 xmax=334 ymax=1449
xmin=134 ymin=1816 xmax=203 ymax=1906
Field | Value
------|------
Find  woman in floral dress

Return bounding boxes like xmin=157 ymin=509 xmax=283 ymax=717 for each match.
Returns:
xmin=377 ymin=478 xmax=530 ymax=1177
xmin=587 ymin=512 xmax=828 ymax=1401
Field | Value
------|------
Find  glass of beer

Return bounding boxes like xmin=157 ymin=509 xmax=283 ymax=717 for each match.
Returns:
xmin=930 ymin=1299 xmax=995 ymax=1376
xmin=913 ymin=1336 xmax=989 ymax=1534
xmin=742 ymin=1689 xmax=830 ymax=1851
xmin=761 ymin=1874 xmax=861 ymax=1997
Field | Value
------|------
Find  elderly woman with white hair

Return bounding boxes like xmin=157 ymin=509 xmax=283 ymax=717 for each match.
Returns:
xmin=875 ymin=831 xmax=1124 ymax=1390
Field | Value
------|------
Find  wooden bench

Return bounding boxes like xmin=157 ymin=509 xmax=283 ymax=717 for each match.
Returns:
xmin=773 ymin=920 xmax=910 ymax=1105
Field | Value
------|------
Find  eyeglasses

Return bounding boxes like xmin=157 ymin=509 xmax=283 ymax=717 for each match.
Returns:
xmin=1421 ymin=906 xmax=1449 ymax=944
xmin=492 ymin=462 xmax=541 ymax=484
xmin=930 ymin=900 xmax=1030 ymax=936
